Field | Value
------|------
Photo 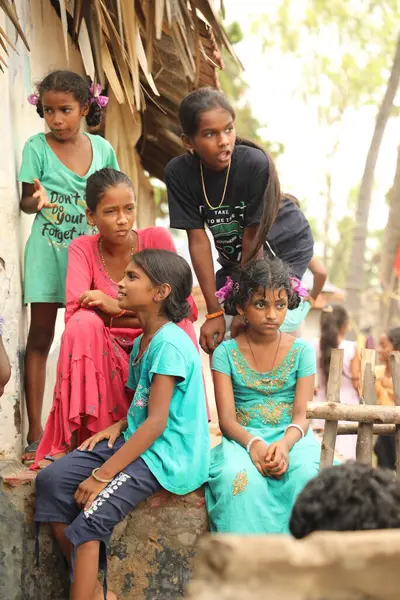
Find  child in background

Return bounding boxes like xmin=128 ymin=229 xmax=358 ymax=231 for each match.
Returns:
xmin=206 ymin=258 xmax=320 ymax=534
xmin=35 ymin=249 xmax=210 ymax=600
xmin=20 ymin=70 xmax=119 ymax=461
xmin=313 ymin=305 xmax=360 ymax=459
xmin=290 ymin=462 xmax=400 ymax=538
xmin=0 ymin=316 xmax=11 ymax=398
xmin=166 ymin=88 xmax=315 ymax=354
xmin=374 ymin=327 xmax=400 ymax=469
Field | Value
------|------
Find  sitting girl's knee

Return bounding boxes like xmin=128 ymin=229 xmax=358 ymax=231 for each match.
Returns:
xmin=67 ymin=310 xmax=104 ymax=335
xmin=36 ymin=465 xmax=60 ymax=497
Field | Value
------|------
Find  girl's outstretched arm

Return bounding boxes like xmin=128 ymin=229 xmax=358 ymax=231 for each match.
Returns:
xmin=308 ymin=256 xmax=327 ymax=300
xmin=74 ymin=374 xmax=175 ymax=509
xmin=20 ymin=181 xmax=53 ymax=214
xmin=0 ymin=336 xmax=11 ymax=397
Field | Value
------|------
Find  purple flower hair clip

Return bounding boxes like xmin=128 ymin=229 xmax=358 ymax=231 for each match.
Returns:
xmin=90 ymin=83 xmax=109 ymax=108
xmin=290 ymin=277 xmax=308 ymax=298
xmin=27 ymin=93 xmax=40 ymax=106
xmin=215 ymin=276 xmax=236 ymax=301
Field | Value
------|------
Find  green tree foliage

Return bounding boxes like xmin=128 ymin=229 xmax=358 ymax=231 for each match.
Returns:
xmin=253 ymin=0 xmax=399 ymax=283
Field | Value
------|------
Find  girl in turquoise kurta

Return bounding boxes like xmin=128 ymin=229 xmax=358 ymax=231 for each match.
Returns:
xmin=20 ymin=70 xmax=119 ymax=460
xmin=206 ymin=257 xmax=321 ymax=534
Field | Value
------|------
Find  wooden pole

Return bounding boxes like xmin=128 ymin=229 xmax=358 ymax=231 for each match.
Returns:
xmin=337 ymin=423 xmax=396 ymax=435
xmin=307 ymin=403 xmax=400 ymax=424
xmin=319 ymin=349 xmax=343 ymax=469
xmin=356 ymin=350 xmax=377 ymax=464
xmin=389 ymin=351 xmax=400 ymax=474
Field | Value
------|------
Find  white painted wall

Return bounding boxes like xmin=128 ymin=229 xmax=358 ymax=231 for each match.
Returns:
xmin=0 ymin=1 xmax=84 ymax=456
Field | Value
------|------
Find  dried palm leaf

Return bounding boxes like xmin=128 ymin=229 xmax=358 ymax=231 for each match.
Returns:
xmin=73 ymin=0 xmax=84 ymax=37
xmin=59 ymin=0 xmax=70 ymax=63
xmin=0 ymin=24 xmax=16 ymax=52
xmin=78 ymin=18 xmax=95 ymax=80
xmin=83 ymin=1 xmax=105 ymax=88
xmin=136 ymin=27 xmax=159 ymax=97
xmin=120 ymin=0 xmax=141 ymax=110
xmin=101 ymin=39 xmax=125 ymax=104
xmin=145 ymin=0 xmax=155 ymax=72
xmin=154 ymin=0 xmax=165 ymax=40
xmin=0 ymin=0 xmax=29 ymax=49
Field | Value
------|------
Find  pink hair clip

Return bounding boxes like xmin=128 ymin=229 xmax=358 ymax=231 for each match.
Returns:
xmin=89 ymin=83 xmax=109 ymax=108
xmin=215 ymin=276 xmax=234 ymax=301
xmin=27 ymin=93 xmax=39 ymax=106
xmin=290 ymin=277 xmax=308 ymax=298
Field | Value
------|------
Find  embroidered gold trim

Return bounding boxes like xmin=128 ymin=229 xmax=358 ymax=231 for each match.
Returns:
xmin=232 ymin=470 xmax=248 ymax=496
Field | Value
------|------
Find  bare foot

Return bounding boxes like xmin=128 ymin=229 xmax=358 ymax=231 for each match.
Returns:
xmin=93 ymin=582 xmax=117 ymax=599
xmin=37 ymin=452 xmax=67 ymax=469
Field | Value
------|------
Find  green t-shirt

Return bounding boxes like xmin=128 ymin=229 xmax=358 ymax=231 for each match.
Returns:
xmin=18 ymin=132 xmax=119 ymax=304
xmin=125 ymin=322 xmax=210 ymax=495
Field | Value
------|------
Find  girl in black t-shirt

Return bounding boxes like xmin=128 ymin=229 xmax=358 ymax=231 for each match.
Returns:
xmin=166 ymin=88 xmax=314 ymax=353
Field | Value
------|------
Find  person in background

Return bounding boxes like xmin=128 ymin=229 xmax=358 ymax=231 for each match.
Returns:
xmin=0 ymin=316 xmax=11 ymax=398
xmin=290 ymin=462 xmax=400 ymax=538
xmin=20 ymin=70 xmax=119 ymax=462
xmin=374 ymin=327 xmax=400 ymax=469
xmin=206 ymin=257 xmax=321 ymax=534
xmin=166 ymin=88 xmax=315 ymax=353
xmin=33 ymin=168 xmax=202 ymax=469
xmin=313 ymin=305 xmax=360 ymax=459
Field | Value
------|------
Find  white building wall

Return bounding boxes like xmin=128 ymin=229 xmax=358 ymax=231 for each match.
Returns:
xmin=0 ymin=1 xmax=84 ymax=456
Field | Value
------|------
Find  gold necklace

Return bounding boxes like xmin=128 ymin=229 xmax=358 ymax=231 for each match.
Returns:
xmin=200 ymin=160 xmax=231 ymax=210
xmin=99 ymin=232 xmax=136 ymax=279
xmin=245 ymin=330 xmax=282 ymax=377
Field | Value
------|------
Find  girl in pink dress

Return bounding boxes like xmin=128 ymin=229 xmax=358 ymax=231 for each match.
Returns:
xmin=313 ymin=305 xmax=361 ymax=459
xmin=34 ymin=168 xmax=201 ymax=468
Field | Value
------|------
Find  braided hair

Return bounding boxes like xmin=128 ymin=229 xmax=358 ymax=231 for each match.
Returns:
xmin=35 ymin=70 xmax=104 ymax=127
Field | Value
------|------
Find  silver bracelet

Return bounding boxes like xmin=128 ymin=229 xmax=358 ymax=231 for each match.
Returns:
xmin=285 ymin=424 xmax=305 ymax=438
xmin=246 ymin=436 xmax=263 ymax=454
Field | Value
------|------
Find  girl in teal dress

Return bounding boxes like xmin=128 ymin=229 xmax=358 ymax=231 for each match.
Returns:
xmin=206 ymin=257 xmax=321 ymax=534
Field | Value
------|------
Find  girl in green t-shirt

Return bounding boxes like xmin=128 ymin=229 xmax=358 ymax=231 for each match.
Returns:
xmin=19 ymin=70 xmax=119 ymax=462
xmin=34 ymin=250 xmax=209 ymax=600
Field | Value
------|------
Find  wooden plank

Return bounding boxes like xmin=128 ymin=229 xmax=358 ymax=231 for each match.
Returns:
xmin=337 ymin=423 xmax=396 ymax=435
xmin=389 ymin=351 xmax=400 ymax=474
xmin=319 ymin=349 xmax=343 ymax=469
xmin=307 ymin=403 xmax=400 ymax=424
xmin=356 ymin=350 xmax=376 ymax=464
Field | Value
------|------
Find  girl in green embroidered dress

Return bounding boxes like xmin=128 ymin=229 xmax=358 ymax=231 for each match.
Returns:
xmin=206 ymin=257 xmax=321 ymax=533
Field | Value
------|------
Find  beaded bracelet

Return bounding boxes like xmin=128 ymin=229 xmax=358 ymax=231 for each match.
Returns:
xmin=91 ymin=468 xmax=113 ymax=484
xmin=285 ymin=424 xmax=305 ymax=438
xmin=205 ymin=309 xmax=224 ymax=320
xmin=246 ymin=436 xmax=263 ymax=454
xmin=109 ymin=310 xmax=126 ymax=329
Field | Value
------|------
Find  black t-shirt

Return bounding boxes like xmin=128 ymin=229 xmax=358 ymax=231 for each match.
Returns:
xmin=166 ymin=145 xmax=268 ymax=267
xmin=267 ymin=198 xmax=314 ymax=280
xmin=166 ymin=145 xmax=314 ymax=279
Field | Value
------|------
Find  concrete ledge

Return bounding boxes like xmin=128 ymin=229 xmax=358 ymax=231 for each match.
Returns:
xmin=0 ymin=461 xmax=209 ymax=600
xmin=186 ymin=532 xmax=400 ymax=600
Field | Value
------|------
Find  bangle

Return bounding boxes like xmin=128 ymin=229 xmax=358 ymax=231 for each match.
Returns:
xmin=110 ymin=309 xmax=126 ymax=329
xmin=205 ymin=309 xmax=224 ymax=320
xmin=246 ymin=436 xmax=263 ymax=454
xmin=91 ymin=468 xmax=113 ymax=484
xmin=285 ymin=424 xmax=305 ymax=439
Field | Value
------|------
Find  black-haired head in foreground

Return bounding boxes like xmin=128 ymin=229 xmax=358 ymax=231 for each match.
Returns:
xmin=133 ymin=249 xmax=192 ymax=323
xmin=223 ymin=257 xmax=301 ymax=317
xmin=35 ymin=69 xmax=105 ymax=127
xmin=290 ymin=462 xmax=400 ymax=538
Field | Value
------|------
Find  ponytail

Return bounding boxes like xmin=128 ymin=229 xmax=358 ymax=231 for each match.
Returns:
xmin=319 ymin=305 xmax=349 ymax=386
xmin=235 ymin=138 xmax=280 ymax=263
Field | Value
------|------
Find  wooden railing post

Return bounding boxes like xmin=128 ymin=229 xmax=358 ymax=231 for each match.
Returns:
xmin=319 ymin=349 xmax=343 ymax=469
xmin=356 ymin=350 xmax=377 ymax=464
xmin=389 ymin=351 xmax=400 ymax=474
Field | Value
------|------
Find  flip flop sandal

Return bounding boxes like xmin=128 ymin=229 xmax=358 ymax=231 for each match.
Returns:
xmin=22 ymin=440 xmax=40 ymax=464
xmin=43 ymin=455 xmax=56 ymax=463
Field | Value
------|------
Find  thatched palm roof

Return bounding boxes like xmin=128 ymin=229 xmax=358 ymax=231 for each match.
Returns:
xmin=1 ymin=0 xmax=239 ymax=182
